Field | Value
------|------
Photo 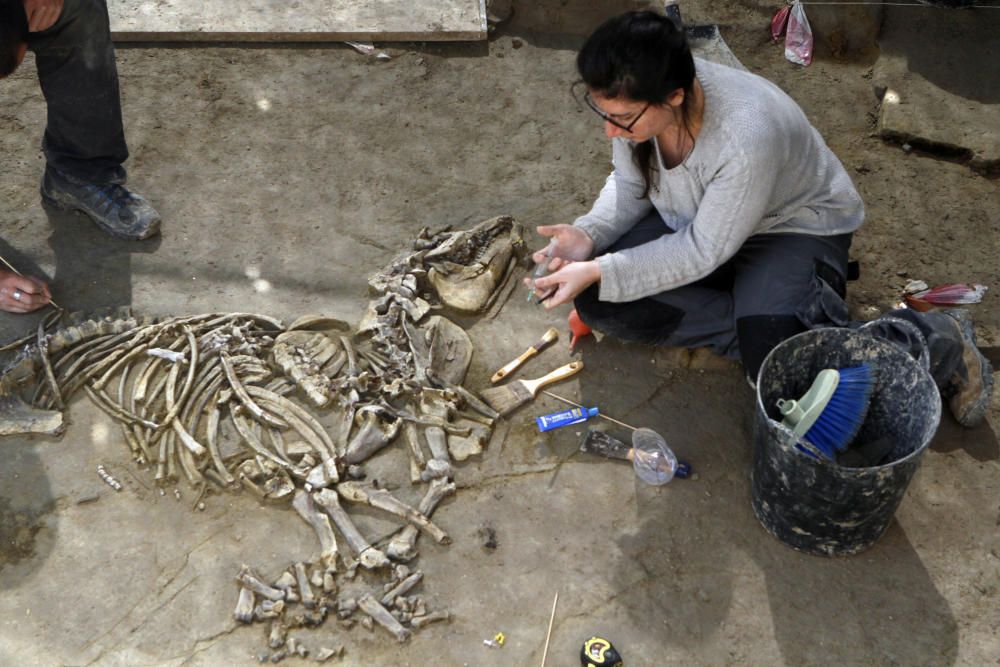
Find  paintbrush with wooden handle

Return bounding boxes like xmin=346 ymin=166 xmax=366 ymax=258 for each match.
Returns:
xmin=479 ymin=361 xmax=583 ymax=416
xmin=490 ymin=327 xmax=559 ymax=384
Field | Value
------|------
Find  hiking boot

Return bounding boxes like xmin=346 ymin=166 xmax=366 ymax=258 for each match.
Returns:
xmin=41 ymin=168 xmax=161 ymax=241
xmin=941 ymin=309 xmax=994 ymax=428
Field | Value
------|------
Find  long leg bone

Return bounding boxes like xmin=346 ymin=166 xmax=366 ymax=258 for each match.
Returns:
xmin=313 ymin=489 xmax=390 ymax=570
xmin=411 ymin=610 xmax=451 ymax=628
xmin=294 ymin=562 xmax=316 ymax=609
xmin=358 ymin=593 xmax=411 ymax=643
xmin=380 ymin=571 xmax=422 ymax=607
xmin=387 ymin=478 xmax=456 ymax=561
xmin=236 ymin=565 xmax=286 ymax=601
xmin=336 ymin=481 xmax=450 ymax=545
xmin=291 ymin=490 xmax=339 ymax=571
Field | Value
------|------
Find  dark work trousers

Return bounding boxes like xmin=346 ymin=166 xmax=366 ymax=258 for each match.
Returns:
xmin=26 ymin=0 xmax=128 ymax=184
xmin=573 ymin=210 xmax=854 ymax=381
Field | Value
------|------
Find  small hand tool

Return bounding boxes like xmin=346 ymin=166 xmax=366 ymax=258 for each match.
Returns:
xmin=479 ymin=361 xmax=584 ymax=416
xmin=490 ymin=327 xmax=559 ymax=384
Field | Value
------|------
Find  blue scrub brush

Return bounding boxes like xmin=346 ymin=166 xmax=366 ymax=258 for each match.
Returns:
xmin=776 ymin=365 xmax=876 ymax=460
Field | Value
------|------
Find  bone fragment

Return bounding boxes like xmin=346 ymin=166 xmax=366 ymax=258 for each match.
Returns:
xmin=358 ymin=593 xmax=411 ymax=643
xmin=419 ymin=458 xmax=451 ymax=483
xmin=387 ymin=478 xmax=455 ymax=561
xmin=338 ymin=481 xmax=450 ymax=544
xmin=234 ymin=587 xmax=255 ymax=623
xmin=312 ymin=646 xmax=345 ymax=662
xmin=268 ymin=619 xmax=287 ymax=649
xmin=410 ymin=610 xmax=450 ymax=628
xmin=343 ymin=409 xmax=401 ymax=465
xmin=147 ymin=348 xmax=185 ymax=362
xmin=291 ymin=490 xmax=339 ymax=570
xmin=381 ymin=572 xmax=423 ymax=607
xmin=304 ymin=459 xmax=339 ymax=491
xmin=237 ymin=565 xmax=286 ymax=601
xmin=314 ymin=489 xmax=390 ymax=570
xmin=91 ymin=465 xmax=122 ymax=493
xmin=294 ymin=562 xmax=316 ymax=609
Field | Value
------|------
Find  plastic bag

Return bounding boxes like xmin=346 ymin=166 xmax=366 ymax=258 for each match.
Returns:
xmin=784 ymin=1 xmax=813 ymax=66
xmin=770 ymin=5 xmax=791 ymax=42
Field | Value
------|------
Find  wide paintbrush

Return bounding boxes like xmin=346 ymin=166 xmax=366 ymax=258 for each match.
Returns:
xmin=479 ymin=361 xmax=583 ymax=416
xmin=490 ymin=327 xmax=559 ymax=384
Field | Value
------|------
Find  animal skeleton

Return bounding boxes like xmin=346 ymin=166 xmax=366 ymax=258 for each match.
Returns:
xmin=0 ymin=217 xmax=524 ymax=659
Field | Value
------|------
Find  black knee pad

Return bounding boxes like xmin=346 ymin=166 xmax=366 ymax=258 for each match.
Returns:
xmin=574 ymin=284 xmax=685 ymax=346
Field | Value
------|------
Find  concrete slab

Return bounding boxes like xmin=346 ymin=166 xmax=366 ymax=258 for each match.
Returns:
xmin=108 ymin=0 xmax=487 ymax=42
xmin=874 ymin=5 xmax=1000 ymax=173
xmin=1 ymin=1 xmax=999 ymax=665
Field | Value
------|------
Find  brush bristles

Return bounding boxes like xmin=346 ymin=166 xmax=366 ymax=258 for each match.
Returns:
xmin=804 ymin=365 xmax=876 ymax=460
xmin=479 ymin=381 xmax=533 ymax=416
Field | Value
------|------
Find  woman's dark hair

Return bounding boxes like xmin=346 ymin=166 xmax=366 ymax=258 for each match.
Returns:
xmin=0 ymin=0 xmax=29 ymax=78
xmin=577 ymin=11 xmax=696 ymax=197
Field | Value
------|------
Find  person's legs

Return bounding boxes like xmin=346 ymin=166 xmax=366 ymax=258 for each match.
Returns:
xmin=730 ymin=232 xmax=853 ymax=381
xmin=573 ymin=210 xmax=740 ymax=357
xmin=28 ymin=0 xmax=127 ymax=183
xmin=28 ymin=0 xmax=160 ymax=240
xmin=868 ymin=308 xmax=993 ymax=427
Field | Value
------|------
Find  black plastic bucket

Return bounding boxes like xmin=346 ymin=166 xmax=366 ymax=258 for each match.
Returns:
xmin=751 ymin=321 xmax=941 ymax=556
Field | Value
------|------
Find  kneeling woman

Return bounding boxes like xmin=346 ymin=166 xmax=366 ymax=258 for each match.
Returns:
xmin=530 ymin=11 xmax=992 ymax=427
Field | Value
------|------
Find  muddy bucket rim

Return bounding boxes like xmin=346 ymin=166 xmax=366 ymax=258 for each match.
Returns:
xmin=754 ymin=325 xmax=941 ymax=471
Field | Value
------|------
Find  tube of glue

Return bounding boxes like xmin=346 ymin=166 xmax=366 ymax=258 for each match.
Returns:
xmin=536 ymin=406 xmax=600 ymax=432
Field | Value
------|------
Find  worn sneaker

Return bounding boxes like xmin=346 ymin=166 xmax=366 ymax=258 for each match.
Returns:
xmin=41 ymin=168 xmax=161 ymax=241
xmin=942 ymin=309 xmax=994 ymax=428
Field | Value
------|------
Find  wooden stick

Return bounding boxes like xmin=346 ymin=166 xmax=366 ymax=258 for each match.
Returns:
xmin=0 ymin=253 xmax=61 ymax=310
xmin=541 ymin=390 xmax=638 ymax=431
xmin=540 ymin=591 xmax=558 ymax=667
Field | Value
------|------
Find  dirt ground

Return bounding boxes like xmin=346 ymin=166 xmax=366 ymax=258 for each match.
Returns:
xmin=1 ymin=1 xmax=998 ymax=665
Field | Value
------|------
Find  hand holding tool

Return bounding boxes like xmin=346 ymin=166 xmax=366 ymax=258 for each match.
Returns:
xmin=491 ymin=327 xmax=558 ymax=384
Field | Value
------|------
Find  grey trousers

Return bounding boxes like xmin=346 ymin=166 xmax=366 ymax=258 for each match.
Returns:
xmin=573 ymin=210 xmax=853 ymax=379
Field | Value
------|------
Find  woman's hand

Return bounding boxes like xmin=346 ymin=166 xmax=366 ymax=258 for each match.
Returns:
xmin=0 ymin=270 xmax=51 ymax=313
xmin=531 ymin=260 xmax=601 ymax=309
xmin=530 ymin=224 xmax=595 ymax=270
xmin=23 ymin=0 xmax=64 ymax=32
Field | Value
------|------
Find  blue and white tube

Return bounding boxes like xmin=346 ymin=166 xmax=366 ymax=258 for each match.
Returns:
xmin=536 ymin=407 xmax=600 ymax=432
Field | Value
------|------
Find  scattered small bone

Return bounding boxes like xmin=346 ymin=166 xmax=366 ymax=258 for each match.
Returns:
xmin=96 ymin=464 xmax=123 ymax=491
xmin=261 ymin=599 xmax=285 ymax=614
xmin=393 ymin=564 xmax=411 ymax=581
xmin=410 ymin=610 xmax=450 ymax=628
xmin=196 ymin=501 xmax=206 ymax=511
xmin=286 ymin=637 xmax=302 ymax=657
xmin=269 ymin=649 xmax=288 ymax=663
xmin=234 ymin=587 xmax=256 ymax=623
xmin=274 ymin=571 xmax=297 ymax=592
xmin=380 ymin=572 xmax=423 ymax=607
xmin=313 ymin=646 xmax=345 ymax=662
xmin=414 ymin=598 xmax=427 ymax=617
xmin=478 ymin=523 xmax=498 ymax=550
xmin=323 ymin=571 xmax=336 ymax=594
xmin=294 ymin=562 xmax=316 ymax=609
xmin=360 ymin=616 xmax=374 ymax=632
xmin=346 ymin=465 xmax=365 ymax=479
xmin=174 ymin=489 xmax=181 ymax=501
xmin=238 ymin=565 xmax=286 ymax=601
xmin=269 ymin=619 xmax=287 ymax=649
xmin=337 ymin=596 xmax=358 ymax=618
xmin=255 ymin=605 xmax=282 ymax=622
xmin=310 ymin=564 xmax=325 ymax=589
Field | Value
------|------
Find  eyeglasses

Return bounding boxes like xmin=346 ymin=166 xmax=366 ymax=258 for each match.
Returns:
xmin=575 ymin=86 xmax=650 ymax=132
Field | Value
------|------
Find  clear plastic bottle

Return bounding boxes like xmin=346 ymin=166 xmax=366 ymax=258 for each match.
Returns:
xmin=631 ymin=427 xmax=680 ymax=485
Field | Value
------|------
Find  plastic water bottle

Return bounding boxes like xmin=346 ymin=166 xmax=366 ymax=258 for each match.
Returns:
xmin=631 ymin=427 xmax=681 ymax=485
